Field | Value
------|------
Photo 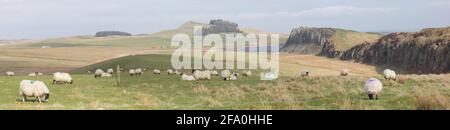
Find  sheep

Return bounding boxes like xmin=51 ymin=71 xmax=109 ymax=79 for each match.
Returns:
xmin=174 ymin=70 xmax=181 ymax=75
xmin=210 ymin=70 xmax=219 ymax=76
xmin=221 ymin=70 xmax=232 ymax=80
xmin=135 ymin=68 xmax=143 ymax=76
xmin=300 ymin=70 xmax=309 ymax=77
xmin=262 ymin=73 xmax=278 ymax=80
xmin=383 ymin=69 xmax=397 ymax=81
xmin=101 ymin=72 xmax=112 ymax=77
xmin=242 ymin=70 xmax=252 ymax=77
xmin=87 ymin=71 xmax=92 ymax=74
xmin=28 ymin=73 xmax=37 ymax=77
xmin=6 ymin=71 xmax=15 ymax=76
xmin=129 ymin=69 xmax=136 ymax=76
xmin=229 ymin=73 xmax=239 ymax=80
xmin=181 ymin=74 xmax=196 ymax=81
xmin=153 ymin=69 xmax=161 ymax=75
xmin=167 ymin=69 xmax=175 ymax=75
xmin=37 ymin=72 xmax=44 ymax=76
xmin=107 ymin=68 xmax=114 ymax=74
xmin=52 ymin=72 xmax=73 ymax=84
xmin=193 ymin=70 xmax=211 ymax=80
xmin=364 ymin=78 xmax=383 ymax=100
xmin=19 ymin=80 xmax=50 ymax=103
xmin=94 ymin=69 xmax=105 ymax=78
xmin=340 ymin=69 xmax=349 ymax=76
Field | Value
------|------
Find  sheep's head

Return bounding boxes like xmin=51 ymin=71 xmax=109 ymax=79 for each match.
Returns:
xmin=44 ymin=93 xmax=50 ymax=102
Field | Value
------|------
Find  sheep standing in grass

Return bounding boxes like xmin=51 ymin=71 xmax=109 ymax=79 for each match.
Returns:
xmin=28 ymin=73 xmax=36 ymax=77
xmin=6 ymin=71 xmax=15 ymax=76
xmin=181 ymin=74 xmax=196 ymax=81
xmin=174 ymin=70 xmax=181 ymax=75
xmin=135 ymin=68 xmax=143 ymax=76
xmin=167 ymin=69 xmax=175 ymax=75
xmin=364 ymin=78 xmax=383 ymax=100
xmin=210 ymin=70 xmax=219 ymax=76
xmin=340 ymin=69 xmax=349 ymax=76
xmin=383 ymin=69 xmax=397 ymax=81
xmin=19 ymin=80 xmax=50 ymax=103
xmin=229 ymin=73 xmax=239 ymax=80
xmin=153 ymin=69 xmax=161 ymax=75
xmin=94 ymin=69 xmax=105 ymax=78
xmin=242 ymin=70 xmax=252 ymax=77
xmin=107 ymin=68 xmax=114 ymax=74
xmin=263 ymin=73 xmax=278 ymax=80
xmin=221 ymin=70 xmax=231 ymax=80
xmin=37 ymin=72 xmax=43 ymax=76
xmin=129 ymin=69 xmax=136 ymax=76
xmin=52 ymin=72 xmax=73 ymax=84
xmin=193 ymin=70 xmax=211 ymax=80
xmin=101 ymin=73 xmax=112 ymax=77
xmin=300 ymin=70 xmax=309 ymax=77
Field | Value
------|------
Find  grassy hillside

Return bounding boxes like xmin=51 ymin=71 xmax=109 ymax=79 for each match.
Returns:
xmin=331 ymin=29 xmax=381 ymax=51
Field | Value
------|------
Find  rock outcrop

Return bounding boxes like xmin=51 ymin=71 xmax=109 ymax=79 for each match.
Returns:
xmin=281 ymin=27 xmax=380 ymax=57
xmin=341 ymin=27 xmax=450 ymax=74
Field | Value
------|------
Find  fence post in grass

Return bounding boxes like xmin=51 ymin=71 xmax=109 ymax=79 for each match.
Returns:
xmin=116 ymin=65 xmax=120 ymax=86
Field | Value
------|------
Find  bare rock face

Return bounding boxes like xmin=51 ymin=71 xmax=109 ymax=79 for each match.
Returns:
xmin=341 ymin=27 xmax=450 ymax=74
xmin=281 ymin=27 xmax=335 ymax=55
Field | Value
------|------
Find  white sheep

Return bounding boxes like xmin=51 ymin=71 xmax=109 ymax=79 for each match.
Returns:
xmin=52 ymin=72 xmax=73 ymax=84
xmin=193 ymin=70 xmax=211 ymax=80
xmin=101 ymin=73 xmax=112 ymax=77
xmin=135 ymin=68 xmax=143 ymax=76
xmin=153 ymin=69 xmax=161 ymax=75
xmin=28 ymin=73 xmax=37 ymax=77
xmin=340 ymin=69 xmax=349 ymax=76
xmin=181 ymin=74 xmax=196 ymax=81
xmin=300 ymin=70 xmax=309 ymax=77
xmin=94 ymin=69 xmax=105 ymax=78
xmin=37 ymin=72 xmax=44 ymax=76
xmin=262 ymin=73 xmax=278 ymax=80
xmin=221 ymin=70 xmax=231 ymax=80
xmin=383 ymin=69 xmax=397 ymax=81
xmin=19 ymin=80 xmax=50 ymax=103
xmin=174 ymin=70 xmax=181 ymax=75
xmin=129 ymin=69 xmax=136 ymax=76
xmin=6 ymin=71 xmax=15 ymax=76
xmin=364 ymin=78 xmax=383 ymax=100
xmin=167 ymin=69 xmax=175 ymax=75
xmin=229 ymin=73 xmax=239 ymax=80
xmin=107 ymin=68 xmax=114 ymax=74
xmin=210 ymin=70 xmax=219 ymax=76
xmin=242 ymin=70 xmax=252 ymax=77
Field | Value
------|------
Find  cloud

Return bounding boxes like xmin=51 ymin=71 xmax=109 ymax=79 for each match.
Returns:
xmin=429 ymin=0 xmax=450 ymax=6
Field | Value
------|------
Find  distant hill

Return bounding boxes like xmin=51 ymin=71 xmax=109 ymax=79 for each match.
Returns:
xmin=341 ymin=27 xmax=450 ymax=74
xmin=281 ymin=27 xmax=381 ymax=57
xmin=95 ymin=31 xmax=132 ymax=37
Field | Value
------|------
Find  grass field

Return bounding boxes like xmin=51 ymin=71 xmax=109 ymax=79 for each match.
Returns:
xmin=0 ymin=54 xmax=449 ymax=110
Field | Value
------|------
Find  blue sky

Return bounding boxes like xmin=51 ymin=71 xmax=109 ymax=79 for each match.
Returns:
xmin=0 ymin=0 xmax=449 ymax=39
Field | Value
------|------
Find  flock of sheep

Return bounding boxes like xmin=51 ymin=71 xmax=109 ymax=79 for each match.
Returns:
xmin=5 ymin=66 xmax=397 ymax=103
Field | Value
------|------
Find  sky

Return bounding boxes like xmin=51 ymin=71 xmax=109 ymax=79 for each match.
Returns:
xmin=0 ymin=0 xmax=449 ymax=39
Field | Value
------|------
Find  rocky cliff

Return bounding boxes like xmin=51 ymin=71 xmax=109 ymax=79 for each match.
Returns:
xmin=281 ymin=27 xmax=380 ymax=57
xmin=341 ymin=27 xmax=450 ymax=74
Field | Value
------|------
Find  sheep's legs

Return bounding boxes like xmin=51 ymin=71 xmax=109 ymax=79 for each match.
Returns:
xmin=375 ymin=95 xmax=379 ymax=100
xmin=22 ymin=96 xmax=26 ymax=102
xmin=368 ymin=94 xmax=374 ymax=100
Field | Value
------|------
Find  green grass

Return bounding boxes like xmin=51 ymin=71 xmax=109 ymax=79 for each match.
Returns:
xmin=331 ymin=29 xmax=381 ymax=51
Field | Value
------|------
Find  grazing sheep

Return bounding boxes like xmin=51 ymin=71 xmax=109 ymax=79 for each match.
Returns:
xmin=242 ymin=70 xmax=252 ymax=77
xmin=383 ymin=69 xmax=397 ymax=81
xmin=300 ymin=70 xmax=309 ymax=77
xmin=174 ymin=70 xmax=181 ymax=75
xmin=221 ymin=70 xmax=232 ymax=80
xmin=87 ymin=71 xmax=92 ymax=74
xmin=153 ymin=69 xmax=161 ymax=75
xmin=181 ymin=74 xmax=196 ymax=81
xmin=52 ymin=72 xmax=73 ymax=84
xmin=167 ymin=69 xmax=175 ymax=75
xmin=37 ymin=72 xmax=44 ymax=76
xmin=107 ymin=68 xmax=114 ymax=74
xmin=129 ymin=69 xmax=136 ymax=76
xmin=229 ymin=73 xmax=239 ymax=80
xmin=94 ymin=69 xmax=105 ymax=78
xmin=364 ymin=78 xmax=383 ymax=100
xmin=135 ymin=68 xmax=143 ymax=76
xmin=340 ymin=69 xmax=349 ymax=76
xmin=210 ymin=70 xmax=219 ymax=76
xmin=6 ymin=71 xmax=15 ymax=76
xmin=19 ymin=80 xmax=50 ymax=103
xmin=193 ymin=70 xmax=211 ymax=80
xmin=101 ymin=73 xmax=112 ymax=77
xmin=28 ymin=73 xmax=37 ymax=77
